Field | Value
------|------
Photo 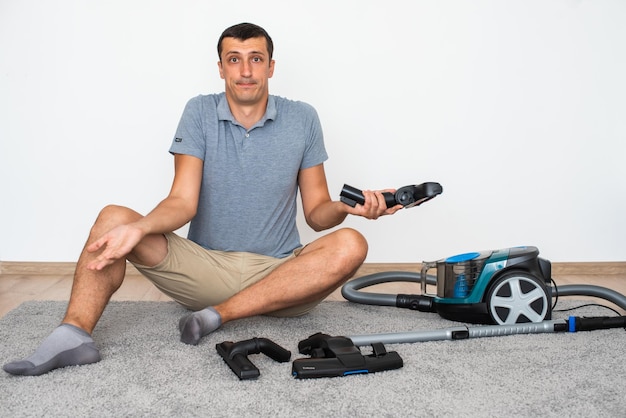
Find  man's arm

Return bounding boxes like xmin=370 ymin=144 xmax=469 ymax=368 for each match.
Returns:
xmin=133 ymin=153 xmax=203 ymax=234
xmin=86 ymin=154 xmax=203 ymax=270
xmin=299 ymin=164 xmax=402 ymax=232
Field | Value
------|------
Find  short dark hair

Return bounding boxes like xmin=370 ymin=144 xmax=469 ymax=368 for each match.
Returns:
xmin=217 ymin=23 xmax=274 ymax=61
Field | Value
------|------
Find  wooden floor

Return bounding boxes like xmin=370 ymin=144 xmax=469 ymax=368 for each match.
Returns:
xmin=1 ymin=262 xmax=625 ymax=318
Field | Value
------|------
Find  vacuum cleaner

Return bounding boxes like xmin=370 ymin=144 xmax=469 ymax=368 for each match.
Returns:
xmin=342 ymin=246 xmax=626 ymax=325
xmin=341 ymin=244 xmax=626 ymax=349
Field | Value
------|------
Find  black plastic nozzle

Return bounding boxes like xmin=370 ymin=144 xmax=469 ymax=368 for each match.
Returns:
xmin=216 ymin=337 xmax=291 ymax=380
xmin=292 ymin=332 xmax=403 ymax=379
xmin=340 ymin=182 xmax=443 ymax=209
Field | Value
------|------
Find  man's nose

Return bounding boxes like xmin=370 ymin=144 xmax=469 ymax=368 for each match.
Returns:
xmin=241 ymin=60 xmax=252 ymax=77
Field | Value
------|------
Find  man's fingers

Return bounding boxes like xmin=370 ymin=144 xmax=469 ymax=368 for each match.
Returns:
xmin=385 ymin=204 xmax=404 ymax=215
xmin=86 ymin=253 xmax=115 ymax=271
xmin=374 ymin=191 xmax=388 ymax=208
xmin=85 ymin=235 xmax=118 ymax=269
xmin=86 ymin=236 xmax=107 ymax=253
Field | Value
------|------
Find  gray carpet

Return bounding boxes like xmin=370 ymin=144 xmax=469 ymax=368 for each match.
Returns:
xmin=1 ymin=300 xmax=624 ymax=417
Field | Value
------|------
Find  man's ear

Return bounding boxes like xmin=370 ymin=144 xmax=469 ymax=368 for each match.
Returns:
xmin=218 ymin=61 xmax=224 ymax=79
xmin=268 ymin=59 xmax=275 ymax=78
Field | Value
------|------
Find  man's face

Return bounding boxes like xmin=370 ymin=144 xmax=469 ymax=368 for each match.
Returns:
xmin=218 ymin=36 xmax=275 ymax=107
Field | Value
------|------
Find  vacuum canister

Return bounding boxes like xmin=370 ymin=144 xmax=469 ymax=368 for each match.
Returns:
xmin=422 ymin=251 xmax=491 ymax=299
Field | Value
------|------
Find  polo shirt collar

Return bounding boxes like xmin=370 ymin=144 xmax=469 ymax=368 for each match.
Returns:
xmin=217 ymin=93 xmax=277 ymax=128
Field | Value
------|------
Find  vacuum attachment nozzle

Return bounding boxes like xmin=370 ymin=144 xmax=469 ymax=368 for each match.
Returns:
xmin=292 ymin=332 xmax=403 ymax=379
xmin=216 ymin=337 xmax=291 ymax=380
xmin=340 ymin=182 xmax=443 ymax=209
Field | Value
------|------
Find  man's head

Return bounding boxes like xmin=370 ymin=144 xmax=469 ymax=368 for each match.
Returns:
xmin=217 ymin=23 xmax=273 ymax=62
xmin=217 ymin=23 xmax=275 ymax=110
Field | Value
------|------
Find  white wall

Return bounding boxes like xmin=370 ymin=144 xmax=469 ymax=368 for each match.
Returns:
xmin=1 ymin=0 xmax=625 ymax=263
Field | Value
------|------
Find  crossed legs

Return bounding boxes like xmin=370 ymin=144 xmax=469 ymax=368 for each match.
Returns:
xmin=3 ymin=205 xmax=368 ymax=375
xmin=179 ymin=226 xmax=368 ymax=344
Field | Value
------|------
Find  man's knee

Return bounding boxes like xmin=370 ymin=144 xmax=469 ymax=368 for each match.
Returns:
xmin=92 ymin=205 xmax=141 ymax=232
xmin=331 ymin=228 xmax=368 ymax=267
xmin=97 ymin=204 xmax=141 ymax=222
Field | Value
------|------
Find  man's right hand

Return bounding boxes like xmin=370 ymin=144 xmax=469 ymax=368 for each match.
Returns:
xmin=85 ymin=223 xmax=146 ymax=271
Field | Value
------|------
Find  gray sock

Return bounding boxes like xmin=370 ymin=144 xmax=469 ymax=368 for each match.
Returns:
xmin=179 ymin=307 xmax=222 ymax=345
xmin=3 ymin=324 xmax=101 ymax=376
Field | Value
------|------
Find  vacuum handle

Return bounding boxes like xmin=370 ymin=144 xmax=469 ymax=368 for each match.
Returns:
xmin=569 ymin=316 xmax=626 ymax=332
xmin=340 ymin=184 xmax=396 ymax=208
xmin=420 ymin=261 xmax=438 ymax=296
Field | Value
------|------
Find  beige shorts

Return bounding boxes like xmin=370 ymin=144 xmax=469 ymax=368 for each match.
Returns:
xmin=131 ymin=232 xmax=319 ymax=316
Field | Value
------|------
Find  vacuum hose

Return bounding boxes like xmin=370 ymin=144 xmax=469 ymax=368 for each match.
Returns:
xmin=341 ymin=272 xmax=626 ymax=312
xmin=341 ymin=271 xmax=435 ymax=307
xmin=553 ymin=283 xmax=626 ymax=310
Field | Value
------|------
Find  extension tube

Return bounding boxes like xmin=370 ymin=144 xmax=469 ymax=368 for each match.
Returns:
xmin=348 ymin=315 xmax=626 ymax=346
xmin=348 ymin=320 xmax=563 ymax=346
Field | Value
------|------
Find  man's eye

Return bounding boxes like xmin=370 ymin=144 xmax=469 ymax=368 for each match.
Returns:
xmin=229 ymin=57 xmax=239 ymax=63
xmin=252 ymin=57 xmax=262 ymax=63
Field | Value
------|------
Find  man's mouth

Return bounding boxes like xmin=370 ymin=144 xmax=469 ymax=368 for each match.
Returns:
xmin=237 ymin=80 xmax=256 ymax=88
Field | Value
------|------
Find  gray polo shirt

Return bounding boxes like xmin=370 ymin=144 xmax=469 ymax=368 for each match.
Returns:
xmin=169 ymin=93 xmax=328 ymax=258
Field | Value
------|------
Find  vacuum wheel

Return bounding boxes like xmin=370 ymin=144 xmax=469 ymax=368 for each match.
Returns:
xmin=486 ymin=271 xmax=549 ymax=325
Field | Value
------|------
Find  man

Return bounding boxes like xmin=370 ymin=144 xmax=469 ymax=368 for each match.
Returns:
xmin=3 ymin=23 xmax=402 ymax=376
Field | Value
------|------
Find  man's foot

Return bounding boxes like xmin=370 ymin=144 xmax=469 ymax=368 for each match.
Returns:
xmin=179 ymin=307 xmax=222 ymax=345
xmin=3 ymin=324 xmax=101 ymax=376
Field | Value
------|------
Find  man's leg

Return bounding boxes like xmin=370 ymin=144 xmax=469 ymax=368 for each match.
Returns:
xmin=63 ymin=205 xmax=168 ymax=334
xmin=3 ymin=205 xmax=168 ymax=376
xmin=179 ymin=228 xmax=367 ymax=345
